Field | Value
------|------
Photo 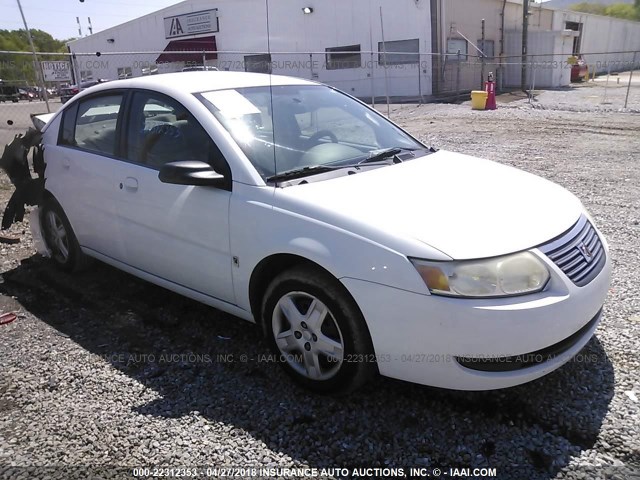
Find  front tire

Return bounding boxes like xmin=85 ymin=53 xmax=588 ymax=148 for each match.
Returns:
xmin=41 ymin=198 xmax=89 ymax=272
xmin=262 ymin=265 xmax=376 ymax=394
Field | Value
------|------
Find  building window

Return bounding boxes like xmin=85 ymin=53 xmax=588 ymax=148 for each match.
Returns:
xmin=325 ymin=44 xmax=361 ymax=70
xmin=565 ymin=21 xmax=582 ymax=55
xmin=117 ymin=67 xmax=132 ymax=79
xmin=378 ymin=39 xmax=419 ymax=65
xmin=477 ymin=39 xmax=495 ymax=59
xmin=244 ymin=54 xmax=272 ymax=74
xmin=80 ymin=70 xmax=93 ymax=81
xmin=447 ymin=38 xmax=468 ymax=60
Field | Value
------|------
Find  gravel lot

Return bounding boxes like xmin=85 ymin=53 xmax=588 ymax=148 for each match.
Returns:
xmin=1 ymin=82 xmax=639 ymax=480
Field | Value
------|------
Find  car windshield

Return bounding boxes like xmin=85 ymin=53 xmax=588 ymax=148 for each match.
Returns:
xmin=197 ymin=85 xmax=423 ymax=181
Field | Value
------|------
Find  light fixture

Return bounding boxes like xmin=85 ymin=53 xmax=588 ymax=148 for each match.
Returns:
xmin=106 ymin=38 xmax=115 ymax=43
xmin=302 ymin=7 xmax=313 ymax=14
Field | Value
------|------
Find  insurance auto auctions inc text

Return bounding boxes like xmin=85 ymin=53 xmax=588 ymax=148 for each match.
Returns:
xmin=173 ymin=466 xmax=499 ymax=478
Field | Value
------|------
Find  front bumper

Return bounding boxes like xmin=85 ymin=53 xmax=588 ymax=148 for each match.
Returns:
xmin=341 ymin=243 xmax=611 ymax=391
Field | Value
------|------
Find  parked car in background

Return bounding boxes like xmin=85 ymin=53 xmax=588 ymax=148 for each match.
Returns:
xmin=182 ymin=65 xmax=219 ymax=72
xmin=0 ymin=85 xmax=20 ymax=103
xmin=31 ymin=72 xmax=611 ymax=394
xmin=60 ymin=79 xmax=109 ymax=104
xmin=570 ymin=55 xmax=588 ymax=82
xmin=18 ymin=88 xmax=36 ymax=101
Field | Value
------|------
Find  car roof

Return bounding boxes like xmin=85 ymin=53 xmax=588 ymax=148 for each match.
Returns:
xmin=84 ymin=71 xmax=318 ymax=96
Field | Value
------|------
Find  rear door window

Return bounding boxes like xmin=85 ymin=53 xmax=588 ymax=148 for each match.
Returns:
xmin=58 ymin=102 xmax=79 ymax=146
xmin=73 ymin=94 xmax=124 ymax=156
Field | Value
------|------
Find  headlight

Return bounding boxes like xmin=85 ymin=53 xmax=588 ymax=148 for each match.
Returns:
xmin=410 ymin=252 xmax=550 ymax=298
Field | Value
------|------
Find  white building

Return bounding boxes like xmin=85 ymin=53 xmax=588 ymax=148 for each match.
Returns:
xmin=68 ymin=0 xmax=434 ymax=100
xmin=68 ymin=0 xmax=640 ymax=100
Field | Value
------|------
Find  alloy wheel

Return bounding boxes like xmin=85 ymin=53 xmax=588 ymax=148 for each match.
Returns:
xmin=46 ymin=210 xmax=70 ymax=263
xmin=272 ymin=291 xmax=345 ymax=381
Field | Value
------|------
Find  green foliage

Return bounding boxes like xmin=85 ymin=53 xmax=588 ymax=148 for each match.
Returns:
xmin=570 ymin=2 xmax=640 ymax=20
xmin=0 ymin=29 xmax=68 ymax=84
xmin=569 ymin=2 xmax=608 ymax=15
xmin=0 ymin=29 xmax=67 ymax=53
xmin=604 ymin=3 xmax=639 ymax=19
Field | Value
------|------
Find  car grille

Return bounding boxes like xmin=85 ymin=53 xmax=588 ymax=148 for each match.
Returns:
xmin=539 ymin=216 xmax=606 ymax=287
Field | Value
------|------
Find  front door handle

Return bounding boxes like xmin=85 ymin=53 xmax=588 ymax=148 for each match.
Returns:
xmin=121 ymin=177 xmax=138 ymax=192
xmin=62 ymin=158 xmax=70 ymax=169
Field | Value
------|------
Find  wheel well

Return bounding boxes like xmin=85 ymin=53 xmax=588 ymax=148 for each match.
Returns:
xmin=42 ymin=189 xmax=56 ymax=204
xmin=249 ymin=254 xmax=335 ymax=326
xmin=39 ymin=190 xmax=60 ymax=219
xmin=249 ymin=253 xmax=378 ymax=379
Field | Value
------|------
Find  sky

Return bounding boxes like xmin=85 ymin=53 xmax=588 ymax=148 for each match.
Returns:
xmin=0 ymin=0 xmax=184 ymax=40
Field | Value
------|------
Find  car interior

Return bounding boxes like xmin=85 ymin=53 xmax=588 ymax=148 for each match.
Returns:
xmin=210 ymin=90 xmax=378 ymax=177
xmin=70 ymin=94 xmax=217 ymax=171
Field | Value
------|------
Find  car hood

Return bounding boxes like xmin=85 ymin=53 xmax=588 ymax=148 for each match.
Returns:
xmin=276 ymin=150 xmax=584 ymax=260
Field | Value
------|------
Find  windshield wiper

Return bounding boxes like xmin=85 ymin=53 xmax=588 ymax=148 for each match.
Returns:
xmin=357 ymin=147 xmax=416 ymax=165
xmin=266 ymin=147 xmax=421 ymax=183
xmin=266 ymin=158 xmax=399 ymax=183
xmin=359 ymin=147 xmax=401 ymax=164
xmin=266 ymin=165 xmax=339 ymax=183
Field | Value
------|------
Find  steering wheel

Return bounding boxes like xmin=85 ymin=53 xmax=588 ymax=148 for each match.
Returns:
xmin=140 ymin=124 xmax=184 ymax=164
xmin=307 ymin=129 xmax=338 ymax=148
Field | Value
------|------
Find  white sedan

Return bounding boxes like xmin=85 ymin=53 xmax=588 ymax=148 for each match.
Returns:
xmin=33 ymin=72 xmax=611 ymax=394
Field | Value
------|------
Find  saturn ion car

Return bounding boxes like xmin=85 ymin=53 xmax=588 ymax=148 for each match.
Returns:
xmin=31 ymin=72 xmax=611 ymax=394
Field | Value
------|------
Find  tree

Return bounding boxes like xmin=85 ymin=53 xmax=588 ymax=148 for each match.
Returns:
xmin=570 ymin=2 xmax=640 ymax=20
xmin=0 ymin=29 xmax=68 ymax=84
xmin=605 ymin=3 xmax=639 ymax=19
xmin=0 ymin=29 xmax=67 ymax=53
xmin=570 ymin=2 xmax=607 ymax=15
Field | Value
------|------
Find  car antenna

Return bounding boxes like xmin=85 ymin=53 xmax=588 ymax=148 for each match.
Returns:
xmin=265 ymin=0 xmax=277 ymax=186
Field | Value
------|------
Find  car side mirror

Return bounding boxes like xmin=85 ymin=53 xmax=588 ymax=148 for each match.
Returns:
xmin=158 ymin=161 xmax=226 ymax=187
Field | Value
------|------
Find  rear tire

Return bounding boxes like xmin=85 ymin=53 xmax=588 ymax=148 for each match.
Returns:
xmin=262 ymin=265 xmax=376 ymax=394
xmin=41 ymin=198 xmax=91 ymax=272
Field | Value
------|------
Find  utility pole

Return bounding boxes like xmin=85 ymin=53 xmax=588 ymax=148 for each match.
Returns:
xmin=481 ymin=18 xmax=486 ymax=90
xmin=16 ymin=0 xmax=50 ymax=112
xmin=521 ymin=0 xmax=529 ymax=92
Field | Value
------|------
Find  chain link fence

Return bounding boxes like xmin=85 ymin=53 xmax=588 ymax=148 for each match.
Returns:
xmin=1 ymin=49 xmax=638 ymax=147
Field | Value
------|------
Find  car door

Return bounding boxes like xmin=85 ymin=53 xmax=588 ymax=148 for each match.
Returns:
xmin=112 ymin=89 xmax=235 ymax=304
xmin=46 ymin=92 xmax=126 ymax=260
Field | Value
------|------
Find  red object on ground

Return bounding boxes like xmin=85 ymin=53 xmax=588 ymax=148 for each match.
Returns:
xmin=0 ymin=312 xmax=17 ymax=325
xmin=484 ymin=80 xmax=497 ymax=110
xmin=571 ymin=55 xmax=588 ymax=82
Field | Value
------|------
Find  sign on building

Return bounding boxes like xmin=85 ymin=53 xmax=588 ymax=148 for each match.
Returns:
xmin=41 ymin=61 xmax=72 ymax=82
xmin=164 ymin=9 xmax=219 ymax=39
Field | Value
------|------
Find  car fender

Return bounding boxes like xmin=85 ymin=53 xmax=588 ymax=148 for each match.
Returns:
xmin=39 ymin=114 xmax=70 ymax=210
xmin=229 ymin=183 xmax=439 ymax=316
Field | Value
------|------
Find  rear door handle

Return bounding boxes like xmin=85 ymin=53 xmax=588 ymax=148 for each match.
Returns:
xmin=121 ymin=177 xmax=138 ymax=192
xmin=62 ymin=158 xmax=70 ymax=169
